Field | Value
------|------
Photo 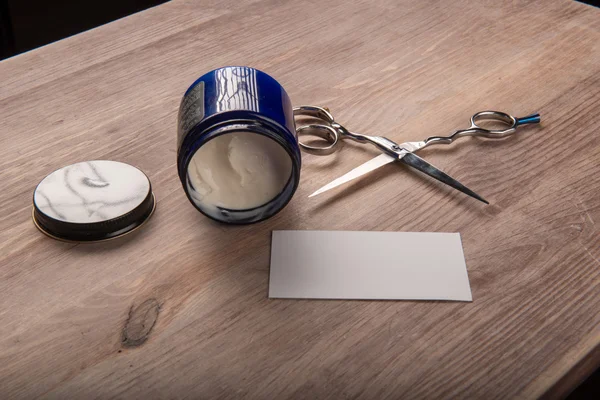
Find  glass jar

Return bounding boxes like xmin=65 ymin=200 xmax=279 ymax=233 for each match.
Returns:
xmin=177 ymin=66 xmax=301 ymax=224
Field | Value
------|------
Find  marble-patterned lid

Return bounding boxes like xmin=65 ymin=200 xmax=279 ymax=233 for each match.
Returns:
xmin=32 ymin=160 xmax=155 ymax=242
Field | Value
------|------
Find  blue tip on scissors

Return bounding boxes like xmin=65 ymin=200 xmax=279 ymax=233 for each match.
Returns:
xmin=516 ymin=113 xmax=541 ymax=125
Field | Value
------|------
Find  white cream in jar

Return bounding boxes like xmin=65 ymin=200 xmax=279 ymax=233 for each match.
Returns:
xmin=187 ymin=131 xmax=292 ymax=211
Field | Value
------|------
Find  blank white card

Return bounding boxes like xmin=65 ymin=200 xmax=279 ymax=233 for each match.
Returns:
xmin=269 ymin=231 xmax=472 ymax=301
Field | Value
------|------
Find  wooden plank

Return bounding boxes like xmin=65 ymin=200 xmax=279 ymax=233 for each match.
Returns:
xmin=0 ymin=0 xmax=598 ymax=398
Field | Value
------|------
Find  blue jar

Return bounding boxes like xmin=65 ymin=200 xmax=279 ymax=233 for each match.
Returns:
xmin=177 ymin=67 xmax=301 ymax=224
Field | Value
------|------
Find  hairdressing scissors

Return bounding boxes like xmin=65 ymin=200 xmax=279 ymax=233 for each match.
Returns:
xmin=293 ymin=106 xmax=541 ymax=203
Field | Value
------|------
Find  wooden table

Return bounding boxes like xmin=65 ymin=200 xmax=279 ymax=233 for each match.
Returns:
xmin=1 ymin=0 xmax=599 ymax=398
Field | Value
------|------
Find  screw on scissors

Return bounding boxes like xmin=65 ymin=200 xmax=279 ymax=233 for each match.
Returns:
xmin=294 ymin=106 xmax=541 ymax=203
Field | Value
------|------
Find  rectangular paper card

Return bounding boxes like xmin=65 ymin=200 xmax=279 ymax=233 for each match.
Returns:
xmin=269 ymin=231 xmax=472 ymax=301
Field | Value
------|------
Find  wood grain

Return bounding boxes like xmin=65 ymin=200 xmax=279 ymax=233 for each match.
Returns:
xmin=1 ymin=0 xmax=599 ymax=398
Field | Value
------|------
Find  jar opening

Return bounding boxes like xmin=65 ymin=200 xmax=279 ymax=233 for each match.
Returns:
xmin=184 ymin=126 xmax=297 ymax=223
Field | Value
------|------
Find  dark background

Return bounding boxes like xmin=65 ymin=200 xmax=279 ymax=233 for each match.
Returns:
xmin=0 ymin=0 xmax=168 ymax=59
xmin=0 ymin=0 xmax=598 ymax=398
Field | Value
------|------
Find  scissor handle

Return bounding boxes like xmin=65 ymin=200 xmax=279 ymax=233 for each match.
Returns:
xmin=293 ymin=106 xmax=341 ymax=155
xmin=293 ymin=105 xmax=335 ymax=124
xmin=294 ymin=105 xmax=403 ymax=156
xmin=295 ymin=124 xmax=340 ymax=155
xmin=423 ymin=111 xmax=541 ymax=147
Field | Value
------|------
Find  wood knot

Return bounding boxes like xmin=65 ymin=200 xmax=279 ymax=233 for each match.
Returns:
xmin=122 ymin=298 xmax=160 ymax=348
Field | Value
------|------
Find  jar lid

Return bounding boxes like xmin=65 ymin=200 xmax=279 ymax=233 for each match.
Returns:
xmin=32 ymin=160 xmax=155 ymax=242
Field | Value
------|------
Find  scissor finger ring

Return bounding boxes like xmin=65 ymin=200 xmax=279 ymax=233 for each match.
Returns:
xmin=293 ymin=105 xmax=335 ymax=124
xmin=296 ymin=124 xmax=339 ymax=155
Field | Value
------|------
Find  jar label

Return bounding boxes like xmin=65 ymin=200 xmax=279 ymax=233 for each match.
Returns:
xmin=178 ymin=81 xmax=205 ymax=148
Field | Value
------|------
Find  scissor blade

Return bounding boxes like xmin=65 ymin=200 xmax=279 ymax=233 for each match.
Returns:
xmin=308 ymin=154 xmax=395 ymax=197
xmin=399 ymin=152 xmax=489 ymax=204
